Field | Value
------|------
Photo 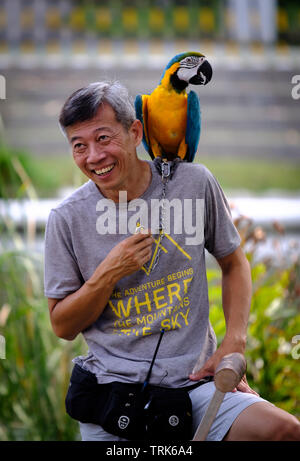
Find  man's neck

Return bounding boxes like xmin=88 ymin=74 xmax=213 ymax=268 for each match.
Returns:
xmin=98 ymin=160 xmax=152 ymax=203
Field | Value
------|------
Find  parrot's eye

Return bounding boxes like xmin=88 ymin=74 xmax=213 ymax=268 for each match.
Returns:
xmin=180 ymin=56 xmax=198 ymax=68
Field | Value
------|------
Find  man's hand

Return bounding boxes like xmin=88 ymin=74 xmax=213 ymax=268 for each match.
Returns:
xmin=189 ymin=341 xmax=233 ymax=381
xmin=105 ymin=230 xmax=154 ymax=280
xmin=48 ymin=230 xmax=154 ymax=340
xmin=189 ymin=338 xmax=259 ymax=396
xmin=236 ymin=374 xmax=259 ymax=396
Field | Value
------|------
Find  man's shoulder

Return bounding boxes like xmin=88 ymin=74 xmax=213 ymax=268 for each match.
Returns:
xmin=173 ymin=161 xmax=212 ymax=183
xmin=52 ymin=180 xmax=96 ymax=214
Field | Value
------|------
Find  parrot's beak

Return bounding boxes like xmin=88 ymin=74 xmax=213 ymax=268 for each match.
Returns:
xmin=189 ymin=59 xmax=213 ymax=86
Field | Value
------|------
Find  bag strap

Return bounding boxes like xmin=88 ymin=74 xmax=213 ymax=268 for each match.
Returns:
xmin=182 ymin=375 xmax=214 ymax=391
xmin=141 ymin=329 xmax=165 ymax=393
xmin=147 ymin=376 xmax=214 ymax=393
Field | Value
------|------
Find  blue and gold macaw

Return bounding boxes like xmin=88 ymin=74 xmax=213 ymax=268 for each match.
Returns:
xmin=135 ymin=52 xmax=212 ymax=162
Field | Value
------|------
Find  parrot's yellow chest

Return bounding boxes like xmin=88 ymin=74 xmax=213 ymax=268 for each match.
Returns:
xmin=147 ymin=86 xmax=187 ymax=155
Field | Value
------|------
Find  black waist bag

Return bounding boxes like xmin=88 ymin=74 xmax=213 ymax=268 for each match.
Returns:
xmin=65 ymin=364 xmax=195 ymax=440
xmin=143 ymin=385 xmax=193 ymax=440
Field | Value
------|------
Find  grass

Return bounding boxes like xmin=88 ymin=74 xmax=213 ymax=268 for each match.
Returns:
xmin=28 ymin=152 xmax=300 ymax=198
xmin=0 ymin=159 xmax=86 ymax=440
xmin=25 ymin=154 xmax=84 ymax=198
xmin=200 ymin=156 xmax=300 ymax=195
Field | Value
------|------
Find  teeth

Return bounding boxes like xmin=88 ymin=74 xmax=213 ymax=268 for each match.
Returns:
xmin=95 ymin=164 xmax=114 ymax=175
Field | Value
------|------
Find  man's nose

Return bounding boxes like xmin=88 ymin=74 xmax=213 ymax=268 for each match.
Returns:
xmin=87 ymin=143 xmax=106 ymax=164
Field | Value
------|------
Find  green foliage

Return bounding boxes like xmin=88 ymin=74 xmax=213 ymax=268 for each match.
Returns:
xmin=197 ymin=155 xmax=300 ymax=193
xmin=209 ymin=216 xmax=300 ymax=418
xmin=0 ymin=162 xmax=87 ymax=441
xmin=0 ymin=247 xmax=86 ymax=440
xmin=0 ymin=142 xmax=35 ymax=199
xmin=0 ymin=140 xmax=61 ymax=199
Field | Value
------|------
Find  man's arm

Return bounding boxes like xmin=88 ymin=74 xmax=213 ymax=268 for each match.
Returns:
xmin=218 ymin=245 xmax=251 ymax=352
xmin=48 ymin=231 xmax=153 ymax=341
xmin=189 ymin=246 xmax=252 ymax=382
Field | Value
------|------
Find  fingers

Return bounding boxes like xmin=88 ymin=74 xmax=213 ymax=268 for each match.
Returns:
xmin=189 ymin=360 xmax=215 ymax=381
xmin=189 ymin=370 xmax=214 ymax=382
xmin=135 ymin=235 xmax=152 ymax=246
xmin=133 ymin=226 xmax=152 ymax=238
xmin=132 ymin=229 xmax=151 ymax=239
xmin=236 ymin=377 xmax=260 ymax=396
xmin=189 ymin=365 xmax=214 ymax=381
xmin=190 ymin=351 xmax=260 ymax=397
xmin=138 ymin=245 xmax=153 ymax=264
xmin=130 ymin=228 xmax=152 ymax=244
xmin=111 ymin=229 xmax=153 ymax=274
xmin=136 ymin=244 xmax=153 ymax=268
xmin=130 ymin=231 xmax=154 ymax=260
xmin=189 ymin=348 xmax=224 ymax=381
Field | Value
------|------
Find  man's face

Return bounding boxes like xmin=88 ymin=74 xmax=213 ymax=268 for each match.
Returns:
xmin=66 ymin=103 xmax=142 ymax=195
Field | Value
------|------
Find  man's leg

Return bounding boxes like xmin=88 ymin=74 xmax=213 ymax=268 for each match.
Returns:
xmin=189 ymin=381 xmax=267 ymax=441
xmin=223 ymin=401 xmax=300 ymax=441
xmin=79 ymin=422 xmax=129 ymax=441
xmin=189 ymin=382 xmax=300 ymax=441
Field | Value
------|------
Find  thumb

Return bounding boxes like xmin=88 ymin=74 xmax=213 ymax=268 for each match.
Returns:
xmin=189 ymin=362 xmax=214 ymax=381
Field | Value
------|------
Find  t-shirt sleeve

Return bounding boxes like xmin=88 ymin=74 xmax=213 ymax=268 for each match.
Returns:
xmin=44 ymin=209 xmax=84 ymax=299
xmin=204 ymin=168 xmax=241 ymax=259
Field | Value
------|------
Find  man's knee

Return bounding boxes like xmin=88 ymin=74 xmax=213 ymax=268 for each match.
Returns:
xmin=225 ymin=402 xmax=300 ymax=441
xmin=253 ymin=405 xmax=300 ymax=441
xmin=272 ymin=413 xmax=300 ymax=441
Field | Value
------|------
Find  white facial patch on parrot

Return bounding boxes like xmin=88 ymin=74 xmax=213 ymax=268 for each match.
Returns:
xmin=177 ymin=56 xmax=207 ymax=83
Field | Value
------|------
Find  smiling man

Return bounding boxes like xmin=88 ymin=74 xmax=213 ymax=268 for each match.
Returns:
xmin=44 ymin=81 xmax=300 ymax=441
xmin=63 ymin=84 xmax=151 ymax=202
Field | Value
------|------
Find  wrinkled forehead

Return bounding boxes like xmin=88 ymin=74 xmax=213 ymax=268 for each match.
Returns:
xmin=66 ymin=103 xmax=119 ymax=140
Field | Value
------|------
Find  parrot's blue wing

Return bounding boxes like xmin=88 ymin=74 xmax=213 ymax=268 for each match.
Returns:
xmin=185 ymin=90 xmax=201 ymax=162
xmin=135 ymin=94 xmax=152 ymax=157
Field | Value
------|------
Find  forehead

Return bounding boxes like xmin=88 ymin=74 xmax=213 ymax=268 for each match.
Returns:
xmin=66 ymin=103 xmax=119 ymax=140
xmin=180 ymin=56 xmax=200 ymax=67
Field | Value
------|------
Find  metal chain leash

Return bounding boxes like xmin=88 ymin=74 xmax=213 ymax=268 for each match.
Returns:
xmin=145 ymin=157 xmax=180 ymax=273
xmin=149 ymin=169 xmax=168 ymax=272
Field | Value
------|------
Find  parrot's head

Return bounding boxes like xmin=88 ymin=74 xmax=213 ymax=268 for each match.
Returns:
xmin=161 ymin=51 xmax=213 ymax=92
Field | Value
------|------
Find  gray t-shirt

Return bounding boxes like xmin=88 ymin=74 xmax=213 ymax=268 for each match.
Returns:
xmin=44 ymin=161 xmax=240 ymax=388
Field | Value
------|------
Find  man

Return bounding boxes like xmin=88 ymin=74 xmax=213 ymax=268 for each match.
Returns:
xmin=44 ymin=80 xmax=300 ymax=441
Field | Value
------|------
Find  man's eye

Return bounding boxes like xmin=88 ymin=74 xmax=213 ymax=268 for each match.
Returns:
xmin=73 ymin=143 xmax=86 ymax=152
xmin=97 ymin=135 xmax=110 ymax=143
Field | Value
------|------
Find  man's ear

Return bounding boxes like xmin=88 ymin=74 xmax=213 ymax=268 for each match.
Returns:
xmin=129 ymin=119 xmax=143 ymax=147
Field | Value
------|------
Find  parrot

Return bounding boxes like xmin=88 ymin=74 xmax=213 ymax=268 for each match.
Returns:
xmin=135 ymin=51 xmax=213 ymax=163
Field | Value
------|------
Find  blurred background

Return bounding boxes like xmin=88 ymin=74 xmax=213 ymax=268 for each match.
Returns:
xmin=0 ymin=0 xmax=299 ymax=441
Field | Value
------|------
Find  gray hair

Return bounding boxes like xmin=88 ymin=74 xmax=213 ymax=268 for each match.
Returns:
xmin=59 ymin=80 xmax=136 ymax=135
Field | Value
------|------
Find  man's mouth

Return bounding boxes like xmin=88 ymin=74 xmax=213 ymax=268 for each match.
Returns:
xmin=93 ymin=163 xmax=115 ymax=176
